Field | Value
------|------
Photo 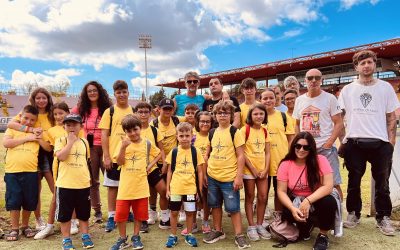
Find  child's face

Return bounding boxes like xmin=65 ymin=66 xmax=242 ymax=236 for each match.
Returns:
xmin=125 ymin=126 xmax=141 ymax=142
xmin=261 ymin=91 xmax=276 ymax=109
xmin=184 ymin=109 xmax=197 ymax=124
xmin=251 ymin=107 xmax=265 ymax=126
xmin=177 ymin=130 xmax=192 ymax=148
xmin=241 ymin=87 xmax=256 ymax=97
xmin=198 ymin=115 xmax=212 ymax=133
xmin=160 ymin=106 xmax=173 ymax=119
xmin=34 ymin=92 xmax=48 ymax=110
xmin=64 ymin=121 xmax=82 ymax=135
xmin=54 ymin=108 xmax=68 ymax=126
xmin=20 ymin=112 xmax=37 ymax=127
xmin=114 ymin=88 xmax=129 ymax=106
xmin=215 ymin=109 xmax=231 ymax=126
xmin=136 ymin=108 xmax=151 ymax=124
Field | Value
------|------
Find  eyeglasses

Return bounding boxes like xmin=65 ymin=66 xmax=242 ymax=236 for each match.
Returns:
xmin=199 ymin=120 xmax=211 ymax=124
xmin=137 ymin=111 xmax=150 ymax=114
xmin=294 ymin=143 xmax=311 ymax=151
xmin=284 ymin=97 xmax=296 ymax=101
xmin=306 ymin=75 xmax=322 ymax=81
xmin=186 ymin=80 xmax=199 ymax=85
xmin=216 ymin=112 xmax=230 ymax=116
xmin=87 ymin=89 xmax=98 ymax=94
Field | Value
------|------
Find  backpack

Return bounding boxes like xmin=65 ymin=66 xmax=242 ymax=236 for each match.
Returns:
xmin=170 ymin=145 xmax=200 ymax=196
xmin=55 ymin=138 xmax=93 ymax=186
xmin=150 ymin=125 xmax=158 ymax=144
xmin=109 ymin=105 xmax=135 ymax=136
xmin=269 ymin=212 xmax=299 ymax=248
xmin=208 ymin=126 xmax=237 ymax=152
xmin=244 ymin=124 xmax=268 ymax=142
xmin=280 ymin=112 xmax=287 ymax=131
xmin=152 ymin=116 xmax=180 ymax=128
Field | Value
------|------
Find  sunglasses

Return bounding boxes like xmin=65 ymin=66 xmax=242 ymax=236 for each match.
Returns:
xmin=294 ymin=143 xmax=311 ymax=151
xmin=186 ymin=80 xmax=199 ymax=84
xmin=306 ymin=75 xmax=322 ymax=81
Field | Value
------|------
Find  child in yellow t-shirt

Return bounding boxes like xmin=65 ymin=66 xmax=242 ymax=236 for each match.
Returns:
xmin=110 ymin=114 xmax=161 ymax=250
xmin=240 ymin=103 xmax=271 ymax=241
xmin=3 ymin=105 xmax=51 ymax=241
xmin=54 ymin=114 xmax=94 ymax=250
xmin=165 ymin=122 xmax=204 ymax=248
xmin=203 ymin=100 xmax=250 ymax=249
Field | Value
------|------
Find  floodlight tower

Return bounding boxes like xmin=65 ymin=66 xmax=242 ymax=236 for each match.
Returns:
xmin=139 ymin=34 xmax=152 ymax=101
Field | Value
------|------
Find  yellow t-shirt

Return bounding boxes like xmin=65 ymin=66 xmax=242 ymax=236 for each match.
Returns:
xmin=240 ymin=126 xmax=270 ymax=175
xmin=193 ymin=132 xmax=209 ymax=159
xmin=141 ymin=126 xmax=164 ymax=172
xmin=240 ymin=102 xmax=259 ymax=128
xmin=149 ymin=117 xmax=178 ymax=156
xmin=286 ymin=111 xmax=296 ymax=132
xmin=54 ymin=138 xmax=91 ymax=189
xmin=113 ymin=139 xmax=160 ymax=200
xmin=166 ymin=146 xmax=205 ymax=195
xmin=207 ymin=126 xmax=245 ymax=182
xmin=266 ymin=110 xmax=295 ymax=176
xmin=4 ymin=129 xmax=39 ymax=173
xmin=98 ymin=105 xmax=134 ymax=163
xmin=47 ymin=125 xmax=84 ymax=146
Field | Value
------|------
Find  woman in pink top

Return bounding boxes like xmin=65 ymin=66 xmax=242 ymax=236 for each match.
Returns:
xmin=277 ymin=132 xmax=336 ymax=250
xmin=73 ymin=81 xmax=112 ymax=223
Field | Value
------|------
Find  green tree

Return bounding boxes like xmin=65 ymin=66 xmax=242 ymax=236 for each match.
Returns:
xmin=149 ymin=87 xmax=166 ymax=108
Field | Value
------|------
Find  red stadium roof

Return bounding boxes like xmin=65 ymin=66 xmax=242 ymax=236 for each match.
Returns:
xmin=158 ymin=38 xmax=400 ymax=89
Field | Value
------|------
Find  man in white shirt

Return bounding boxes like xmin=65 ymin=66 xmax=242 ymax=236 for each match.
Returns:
xmin=338 ymin=50 xmax=399 ymax=236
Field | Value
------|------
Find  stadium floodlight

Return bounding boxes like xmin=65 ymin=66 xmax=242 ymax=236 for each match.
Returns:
xmin=139 ymin=35 xmax=152 ymax=101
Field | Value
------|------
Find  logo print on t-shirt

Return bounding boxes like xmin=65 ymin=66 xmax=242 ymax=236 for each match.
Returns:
xmin=126 ymin=154 xmax=138 ymax=167
xmin=360 ymin=93 xmax=372 ymax=108
xmin=180 ymin=156 xmax=191 ymax=169
xmin=70 ymin=149 xmax=84 ymax=162
xmin=214 ymin=138 xmax=226 ymax=153
xmin=252 ymin=138 xmax=263 ymax=150
xmin=300 ymin=105 xmax=321 ymax=138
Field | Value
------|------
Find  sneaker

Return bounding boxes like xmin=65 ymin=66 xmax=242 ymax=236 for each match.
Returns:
xmin=82 ymin=234 xmax=94 ymax=249
xmin=247 ymin=226 xmax=260 ymax=241
xmin=165 ymin=235 xmax=178 ymax=248
xmin=196 ymin=210 xmax=203 ymax=220
xmin=128 ymin=212 xmax=134 ymax=222
xmin=70 ymin=219 xmax=79 ymax=235
xmin=140 ymin=221 xmax=149 ymax=233
xmin=343 ymin=211 xmax=360 ymax=229
xmin=235 ymin=234 xmax=251 ymax=249
xmin=313 ymin=233 xmax=329 ymax=250
xmin=202 ymin=224 xmax=211 ymax=234
xmin=178 ymin=211 xmax=186 ymax=223
xmin=93 ymin=211 xmax=103 ymax=224
xmin=35 ymin=217 xmax=46 ymax=231
xmin=105 ymin=217 xmax=116 ymax=232
xmin=34 ymin=224 xmax=54 ymax=240
xmin=131 ymin=235 xmax=144 ymax=250
xmin=203 ymin=230 xmax=226 ymax=244
xmin=376 ymin=216 xmax=395 ymax=236
xmin=147 ymin=210 xmax=158 ymax=225
xmin=256 ymin=225 xmax=271 ymax=240
xmin=264 ymin=207 xmax=272 ymax=220
xmin=159 ymin=219 xmax=183 ymax=230
xmin=62 ymin=238 xmax=76 ymax=250
xmin=110 ymin=236 xmax=129 ymax=250
xmin=181 ymin=224 xmax=199 ymax=235
xmin=185 ymin=234 xmax=198 ymax=247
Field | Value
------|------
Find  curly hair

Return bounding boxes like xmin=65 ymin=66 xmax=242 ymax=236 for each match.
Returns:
xmin=77 ymin=81 xmax=113 ymax=121
xmin=29 ymin=87 xmax=54 ymax=126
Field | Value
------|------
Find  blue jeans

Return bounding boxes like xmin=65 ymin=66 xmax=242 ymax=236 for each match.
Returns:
xmin=207 ymin=176 xmax=240 ymax=213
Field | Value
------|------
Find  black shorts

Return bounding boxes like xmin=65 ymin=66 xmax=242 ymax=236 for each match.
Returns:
xmin=169 ymin=194 xmax=197 ymax=212
xmin=5 ymin=172 xmax=38 ymax=211
xmin=147 ymin=168 xmax=164 ymax=187
xmin=268 ymin=176 xmax=277 ymax=193
xmin=56 ymin=187 xmax=90 ymax=222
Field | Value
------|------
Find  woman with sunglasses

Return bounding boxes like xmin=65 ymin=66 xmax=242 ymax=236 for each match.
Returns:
xmin=277 ymin=132 xmax=337 ymax=250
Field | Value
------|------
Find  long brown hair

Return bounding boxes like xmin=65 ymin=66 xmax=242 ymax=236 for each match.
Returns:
xmin=29 ymin=87 xmax=54 ymax=126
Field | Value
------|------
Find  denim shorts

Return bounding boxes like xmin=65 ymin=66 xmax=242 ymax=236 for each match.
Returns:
xmin=318 ymin=146 xmax=342 ymax=185
xmin=5 ymin=172 xmax=39 ymax=211
xmin=207 ymin=176 xmax=240 ymax=213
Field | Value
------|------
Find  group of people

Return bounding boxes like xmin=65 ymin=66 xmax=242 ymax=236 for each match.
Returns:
xmin=2 ymin=49 xmax=398 ymax=250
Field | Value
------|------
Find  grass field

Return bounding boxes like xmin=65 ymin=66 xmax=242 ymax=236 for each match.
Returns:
xmin=0 ymin=133 xmax=399 ymax=249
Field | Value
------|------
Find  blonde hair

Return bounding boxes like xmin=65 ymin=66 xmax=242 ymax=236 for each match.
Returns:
xmin=176 ymin=122 xmax=193 ymax=134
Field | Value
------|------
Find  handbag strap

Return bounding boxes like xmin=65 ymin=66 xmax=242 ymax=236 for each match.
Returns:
xmin=288 ymin=165 xmax=306 ymax=197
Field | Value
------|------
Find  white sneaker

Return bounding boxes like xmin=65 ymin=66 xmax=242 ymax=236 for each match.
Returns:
xmin=147 ymin=210 xmax=158 ymax=225
xmin=35 ymin=217 xmax=46 ymax=231
xmin=70 ymin=219 xmax=79 ymax=235
xmin=247 ymin=226 xmax=260 ymax=241
xmin=34 ymin=224 xmax=54 ymax=240
xmin=256 ymin=225 xmax=271 ymax=240
xmin=178 ymin=211 xmax=186 ymax=223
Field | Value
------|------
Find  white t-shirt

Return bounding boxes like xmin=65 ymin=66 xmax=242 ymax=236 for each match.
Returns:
xmin=338 ymin=79 xmax=399 ymax=142
xmin=293 ymin=91 xmax=341 ymax=148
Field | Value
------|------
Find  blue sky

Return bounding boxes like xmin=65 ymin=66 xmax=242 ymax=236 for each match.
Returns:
xmin=0 ymin=0 xmax=398 ymax=99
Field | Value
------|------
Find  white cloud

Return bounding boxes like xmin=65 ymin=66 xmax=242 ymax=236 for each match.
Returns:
xmin=10 ymin=70 xmax=71 ymax=93
xmin=0 ymin=73 xmax=7 ymax=84
xmin=44 ymin=68 xmax=82 ymax=77
xmin=283 ymin=29 xmax=304 ymax=38
xmin=340 ymin=0 xmax=380 ymax=10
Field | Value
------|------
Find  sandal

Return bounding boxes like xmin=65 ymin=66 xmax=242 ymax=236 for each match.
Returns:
xmin=21 ymin=226 xmax=36 ymax=238
xmin=5 ymin=229 xmax=19 ymax=241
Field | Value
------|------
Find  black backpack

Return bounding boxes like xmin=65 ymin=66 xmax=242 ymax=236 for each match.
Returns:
xmin=152 ymin=116 xmax=180 ymax=128
xmin=208 ymin=126 xmax=237 ymax=152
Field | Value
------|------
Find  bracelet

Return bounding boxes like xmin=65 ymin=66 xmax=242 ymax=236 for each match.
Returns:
xmin=305 ymin=197 xmax=312 ymax=205
xmin=20 ymin=125 xmax=26 ymax=132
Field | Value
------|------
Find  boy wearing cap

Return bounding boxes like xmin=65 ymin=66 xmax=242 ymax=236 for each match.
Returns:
xmin=54 ymin=114 xmax=94 ymax=250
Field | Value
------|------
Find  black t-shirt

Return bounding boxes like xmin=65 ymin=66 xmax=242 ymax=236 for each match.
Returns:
xmin=202 ymin=96 xmax=241 ymax=113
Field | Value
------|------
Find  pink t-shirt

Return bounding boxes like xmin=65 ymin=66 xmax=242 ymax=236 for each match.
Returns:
xmin=277 ymin=155 xmax=333 ymax=197
xmin=71 ymin=106 xmax=102 ymax=146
